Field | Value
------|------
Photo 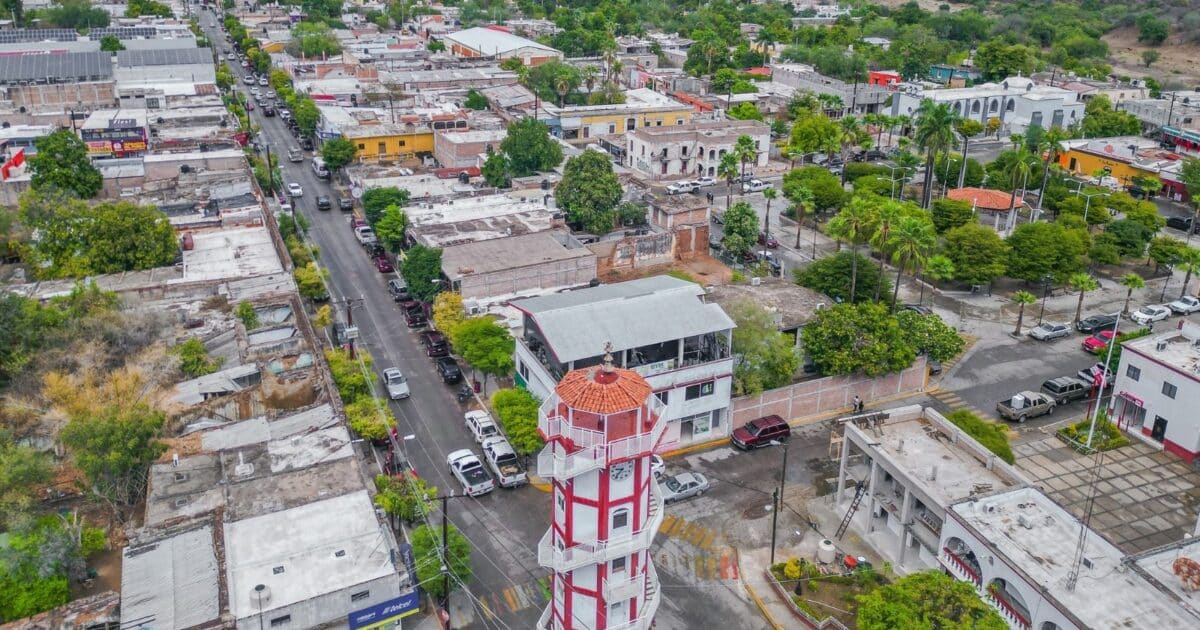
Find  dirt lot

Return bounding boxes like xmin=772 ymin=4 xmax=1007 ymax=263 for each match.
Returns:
xmin=1104 ymin=26 xmax=1200 ymax=85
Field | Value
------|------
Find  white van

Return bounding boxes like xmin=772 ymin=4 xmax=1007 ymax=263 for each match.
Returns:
xmin=312 ymin=156 xmax=330 ymax=179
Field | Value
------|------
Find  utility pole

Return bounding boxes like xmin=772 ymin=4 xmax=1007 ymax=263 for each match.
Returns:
xmin=769 ymin=487 xmax=780 ymax=566
xmin=342 ymin=297 xmax=365 ymax=358
xmin=264 ymin=143 xmax=274 ymax=194
xmin=442 ymin=494 xmax=451 ymax=630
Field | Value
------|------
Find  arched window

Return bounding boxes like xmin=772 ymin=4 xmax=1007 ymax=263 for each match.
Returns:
xmin=971 ymin=101 xmax=981 ymax=114
xmin=990 ymin=100 xmax=998 ymax=113
xmin=1006 ymin=99 xmax=1015 ymax=112
xmin=954 ymin=101 xmax=962 ymax=114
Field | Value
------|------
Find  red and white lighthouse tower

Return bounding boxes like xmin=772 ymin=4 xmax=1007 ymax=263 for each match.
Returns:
xmin=536 ymin=347 xmax=665 ymax=630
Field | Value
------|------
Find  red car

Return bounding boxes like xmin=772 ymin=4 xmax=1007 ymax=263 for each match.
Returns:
xmin=373 ymin=255 xmax=394 ymax=273
xmin=758 ymin=232 xmax=779 ymax=248
xmin=1081 ymin=329 xmax=1116 ymax=354
xmin=731 ymin=415 xmax=790 ymax=450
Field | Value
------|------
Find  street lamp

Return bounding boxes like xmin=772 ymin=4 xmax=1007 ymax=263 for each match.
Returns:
xmin=1076 ymin=190 xmax=1109 ymax=224
xmin=768 ymin=439 xmax=790 ymax=565
xmin=1037 ymin=275 xmax=1054 ymax=325
xmin=882 ymin=163 xmax=907 ymax=201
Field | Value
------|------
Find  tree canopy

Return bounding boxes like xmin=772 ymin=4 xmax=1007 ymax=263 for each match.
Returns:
xmin=28 ymin=130 xmax=102 ymax=199
xmin=451 ymin=317 xmax=515 ymax=386
xmin=410 ymin=522 xmax=472 ymax=598
xmin=59 ymin=403 xmax=167 ymax=508
xmin=783 ymin=166 xmax=845 ymax=212
xmin=1081 ymin=95 xmax=1141 ymax=138
xmin=491 ymin=388 xmax=543 ymax=455
xmin=793 ymin=251 xmax=891 ymax=303
xmin=555 ymin=150 xmax=623 ymax=234
xmin=856 ymin=571 xmax=1006 ymax=630
xmin=362 ymin=187 xmax=411 ymax=226
xmin=501 ymin=118 xmax=563 ymax=177
xmin=800 ymin=302 xmax=918 ymax=377
xmin=319 ymin=137 xmax=357 ymax=172
xmin=941 ymin=223 xmax=1009 ymax=286
xmin=400 ymin=244 xmax=443 ymax=303
xmin=722 ymin=201 xmax=759 ymax=255
xmin=730 ymin=300 xmax=800 ymax=396
xmin=1005 ymin=221 xmax=1089 ymax=282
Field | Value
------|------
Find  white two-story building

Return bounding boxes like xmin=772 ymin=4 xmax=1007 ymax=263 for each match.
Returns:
xmin=625 ymin=119 xmax=770 ymax=181
xmin=510 ymin=276 xmax=735 ymax=448
xmin=1109 ymin=322 xmax=1200 ymax=463
xmin=891 ymin=76 xmax=1085 ymax=134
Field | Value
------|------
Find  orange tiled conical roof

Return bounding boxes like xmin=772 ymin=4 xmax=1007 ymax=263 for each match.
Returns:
xmin=555 ymin=365 xmax=652 ymax=415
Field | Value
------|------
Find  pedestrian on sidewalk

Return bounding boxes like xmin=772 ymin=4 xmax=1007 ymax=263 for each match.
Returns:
xmin=852 ymin=395 xmax=863 ymax=413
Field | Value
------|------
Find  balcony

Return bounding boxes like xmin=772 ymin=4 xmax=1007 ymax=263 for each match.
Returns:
xmin=537 ymin=604 xmax=552 ymax=629
xmin=940 ymin=547 xmax=982 ymax=588
xmin=608 ymin=562 xmax=660 ymax=630
xmin=539 ymin=485 xmax=665 ymax=573
xmin=602 ymin=560 xmax=653 ymax=602
xmin=537 ymin=443 xmax=604 ymax=479
xmin=539 ymin=397 xmax=668 ymax=456
xmin=985 ymin=589 xmax=1031 ymax=630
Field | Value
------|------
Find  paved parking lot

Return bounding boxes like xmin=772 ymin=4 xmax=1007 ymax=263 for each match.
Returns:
xmin=1015 ymin=436 xmax=1200 ymax=553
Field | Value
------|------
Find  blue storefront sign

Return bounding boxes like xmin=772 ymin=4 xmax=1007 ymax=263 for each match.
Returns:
xmin=347 ymin=591 xmax=420 ymax=630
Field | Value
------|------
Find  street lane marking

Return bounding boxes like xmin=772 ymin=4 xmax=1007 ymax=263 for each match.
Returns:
xmin=502 ymin=587 xmax=519 ymax=612
xmin=659 ymin=514 xmax=680 ymax=536
xmin=698 ymin=530 xmax=717 ymax=550
xmin=479 ymin=597 xmax=495 ymax=621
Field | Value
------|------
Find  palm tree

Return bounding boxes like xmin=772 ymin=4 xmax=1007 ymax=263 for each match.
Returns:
xmin=1011 ymin=290 xmax=1037 ymax=336
xmin=734 ymin=135 xmax=758 ymax=190
xmin=837 ymin=116 xmax=865 ymax=183
xmin=1009 ymin=133 xmax=1023 ymax=151
xmin=582 ymin=65 xmax=599 ymax=95
xmin=924 ymin=254 xmax=956 ymax=302
xmin=913 ymin=100 xmax=958 ymax=209
xmin=1120 ymin=272 xmax=1146 ymax=315
xmin=888 ymin=215 xmax=937 ymax=310
xmin=1068 ymin=272 xmax=1100 ymax=324
xmin=555 ymin=74 xmax=571 ymax=107
xmin=762 ymin=187 xmax=777 ymax=242
xmin=718 ymin=152 xmax=739 ymax=210
xmin=827 ymin=198 xmax=879 ymax=303
xmin=1003 ymin=150 xmax=1035 ymax=218
xmin=785 ymin=146 xmax=804 ymax=168
xmin=1178 ymin=247 xmax=1200 ymax=298
xmin=954 ymin=119 xmax=984 ymax=189
xmin=789 ymin=185 xmax=814 ymax=250
xmin=1035 ymin=127 xmax=1068 ymax=210
xmin=870 ymin=201 xmax=904 ymax=301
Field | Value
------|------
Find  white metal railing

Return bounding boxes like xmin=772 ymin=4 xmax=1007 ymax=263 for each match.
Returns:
xmin=537 ymin=444 xmax=604 ymax=479
xmin=984 ymin=590 xmax=1031 ymax=630
xmin=537 ymin=412 xmax=668 ymax=480
xmin=602 ymin=568 xmax=644 ymax=602
xmin=538 ymin=395 xmax=667 ymax=451
xmin=607 ymin=562 xmax=660 ymax=630
xmin=537 ymin=604 xmax=553 ymax=629
xmin=538 ymin=485 xmax=665 ymax=573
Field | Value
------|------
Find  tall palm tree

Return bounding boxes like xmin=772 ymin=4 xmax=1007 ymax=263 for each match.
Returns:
xmin=827 ymin=198 xmax=879 ymax=303
xmin=789 ymin=185 xmax=814 ymax=250
xmin=1003 ymin=150 xmax=1035 ymax=218
xmin=582 ymin=65 xmax=599 ymax=95
xmin=1068 ymin=272 xmax=1100 ymax=324
xmin=1009 ymin=133 xmax=1023 ymax=151
xmin=1012 ymin=290 xmax=1037 ymax=336
xmin=555 ymin=74 xmax=571 ymax=107
xmin=1120 ymin=272 xmax=1145 ymax=315
xmin=888 ymin=215 xmax=937 ymax=310
xmin=870 ymin=201 xmax=904 ymax=301
xmin=1035 ymin=127 xmax=1068 ymax=210
xmin=913 ymin=100 xmax=958 ymax=209
xmin=734 ymin=135 xmax=758 ymax=190
xmin=837 ymin=116 xmax=866 ymax=183
xmin=762 ymin=187 xmax=777 ymax=242
xmin=1178 ymin=247 xmax=1200 ymax=298
xmin=718 ymin=152 xmax=739 ymax=211
xmin=954 ymin=119 xmax=984 ymax=189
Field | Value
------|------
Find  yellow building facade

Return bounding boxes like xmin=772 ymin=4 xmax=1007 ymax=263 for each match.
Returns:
xmin=1057 ymin=139 xmax=1163 ymax=187
xmin=550 ymin=88 xmax=694 ymax=144
xmin=343 ymin=123 xmax=439 ymax=160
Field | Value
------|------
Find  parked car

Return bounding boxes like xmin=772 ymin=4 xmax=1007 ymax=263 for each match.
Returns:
xmin=446 ymin=450 xmax=494 ymax=496
xmin=695 ymin=176 xmax=716 ymax=187
xmin=381 ymin=367 xmax=410 ymax=400
xmin=464 ymin=410 xmax=500 ymax=444
xmin=387 ymin=278 xmax=409 ymax=301
xmin=354 ymin=226 xmax=378 ymax=246
xmin=1168 ymin=295 xmax=1200 ymax=315
xmin=316 ymin=195 xmax=331 ymax=211
xmin=243 ymin=74 xmax=254 ymax=84
xmin=286 ymin=182 xmax=303 ymax=197
xmin=864 ymin=149 xmax=887 ymax=161
xmin=262 ymin=106 xmax=275 ymax=117
xmin=1082 ymin=329 xmax=1116 ymax=353
xmin=373 ymin=255 xmax=394 ymax=273
xmin=660 ymin=472 xmax=710 ymax=504
xmin=1076 ymin=313 xmax=1119 ymax=334
xmin=996 ymin=391 xmax=1055 ymax=423
xmin=667 ymin=181 xmax=699 ymax=195
xmin=404 ymin=304 xmax=427 ymax=328
xmin=1041 ymin=376 xmax=1090 ymax=405
xmin=420 ymin=331 xmax=449 ymax=357
xmin=1029 ymin=322 xmax=1071 ymax=341
xmin=300 ymin=137 xmax=314 ymax=151
xmin=901 ymin=304 xmax=934 ymax=316
xmin=287 ymin=147 xmax=303 ymax=162
xmin=338 ymin=197 xmax=354 ymax=212
xmin=741 ymin=179 xmax=772 ymax=193
xmin=650 ymin=454 xmax=665 ymax=478
xmin=481 ymin=436 xmax=526 ymax=488
xmin=1131 ymin=304 xmax=1171 ymax=325
xmin=437 ymin=356 xmax=463 ymax=383
xmin=757 ymin=232 xmax=779 ymax=248
xmin=1077 ymin=362 xmax=1115 ymax=387
xmin=710 ymin=210 xmax=724 ymax=225
xmin=258 ymin=77 xmax=269 ymax=86
xmin=731 ymin=415 xmax=790 ymax=449
xmin=1166 ymin=216 xmax=1197 ymax=233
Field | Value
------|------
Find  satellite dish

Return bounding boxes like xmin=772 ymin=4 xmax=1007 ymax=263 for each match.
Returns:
xmin=351 ymin=186 xmax=364 ymax=199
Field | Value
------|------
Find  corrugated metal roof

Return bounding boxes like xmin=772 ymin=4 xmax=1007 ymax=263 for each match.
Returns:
xmin=0 ymin=51 xmax=112 ymax=83
xmin=116 ymin=47 xmax=212 ymax=67
xmin=444 ymin=26 xmax=559 ymax=55
xmin=121 ymin=526 xmax=220 ymax=630
xmin=512 ymin=276 xmax=735 ymax=363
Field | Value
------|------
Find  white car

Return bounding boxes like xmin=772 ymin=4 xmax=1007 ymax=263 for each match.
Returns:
xmin=446 ymin=449 xmax=495 ymax=496
xmin=1131 ymin=304 xmax=1171 ymax=325
xmin=741 ymin=179 xmax=772 ymax=193
xmin=287 ymin=182 xmax=303 ymax=197
xmin=695 ymin=176 xmax=716 ymax=187
xmin=650 ymin=454 xmax=664 ymax=478
xmin=258 ymin=77 xmax=269 ymax=86
xmin=1168 ymin=295 xmax=1200 ymax=315
xmin=666 ymin=181 xmax=699 ymax=195
xmin=464 ymin=410 xmax=499 ymax=444
xmin=381 ymin=368 xmax=410 ymax=400
xmin=660 ymin=472 xmax=710 ymax=504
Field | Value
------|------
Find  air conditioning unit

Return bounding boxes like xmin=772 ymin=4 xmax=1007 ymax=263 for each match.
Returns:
xmin=1157 ymin=340 xmax=1168 ymax=351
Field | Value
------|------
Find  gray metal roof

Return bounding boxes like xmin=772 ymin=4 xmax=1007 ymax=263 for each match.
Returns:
xmin=121 ymin=526 xmax=220 ymax=630
xmin=0 ymin=51 xmax=112 ymax=83
xmin=511 ymin=275 xmax=735 ymax=363
xmin=0 ymin=27 xmax=160 ymax=43
xmin=116 ymin=47 xmax=212 ymax=67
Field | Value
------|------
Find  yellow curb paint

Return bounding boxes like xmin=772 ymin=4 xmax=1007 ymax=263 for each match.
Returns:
xmin=698 ymin=530 xmax=717 ymax=550
xmin=742 ymin=578 xmax=784 ymax=630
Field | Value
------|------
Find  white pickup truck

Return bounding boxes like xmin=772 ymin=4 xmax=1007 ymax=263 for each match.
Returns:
xmin=481 ymin=436 xmax=527 ymax=488
xmin=354 ymin=226 xmax=378 ymax=247
xmin=447 ymin=449 xmax=495 ymax=496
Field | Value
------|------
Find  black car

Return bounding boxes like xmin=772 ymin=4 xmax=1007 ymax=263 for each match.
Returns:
xmin=901 ymin=304 xmax=934 ymax=316
xmin=338 ymin=197 xmax=353 ymax=212
xmin=436 ymin=356 xmax=463 ymax=384
xmin=864 ymin=149 xmax=887 ymax=161
xmin=1076 ymin=313 xmax=1119 ymax=334
xmin=300 ymin=137 xmax=314 ymax=151
xmin=1166 ymin=215 xmax=1200 ymax=234
xmin=262 ymin=106 xmax=275 ymax=117
xmin=316 ymin=195 xmax=331 ymax=211
xmin=403 ymin=303 xmax=427 ymax=328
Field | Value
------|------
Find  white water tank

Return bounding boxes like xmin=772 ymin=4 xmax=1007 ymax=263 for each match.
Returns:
xmin=1011 ymin=393 xmax=1026 ymax=409
xmin=817 ymin=539 xmax=836 ymax=564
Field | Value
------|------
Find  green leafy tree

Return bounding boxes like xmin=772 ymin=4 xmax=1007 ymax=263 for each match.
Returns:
xmin=481 ymin=151 xmax=510 ymax=188
xmin=99 ymin=35 xmax=125 ymax=52
xmin=400 ymin=244 xmax=442 ymax=302
xmin=40 ymin=0 xmax=111 ymax=29
xmin=788 ymin=113 xmax=841 ymax=158
xmin=292 ymin=98 xmax=320 ymax=136
xmin=719 ymin=152 xmax=739 ymax=210
xmin=801 ymin=302 xmax=917 ymax=377
xmin=491 ymin=388 xmax=543 ymax=455
xmin=432 ymin=292 xmax=465 ymax=336
xmin=1136 ymin=13 xmax=1169 ymax=45
xmin=1005 ymin=222 xmax=1089 ymax=282
xmin=501 ymin=118 xmax=563 ymax=177
xmin=235 ymin=300 xmax=259 ymax=329
xmin=1081 ymin=95 xmax=1141 ymax=138
xmin=374 ymin=474 xmax=436 ymax=526
xmin=728 ymin=102 xmax=764 ymax=121
xmin=126 ymin=0 xmax=172 ymax=17
xmin=942 ymin=223 xmax=1009 ymax=286
xmin=1121 ymin=199 xmax=1167 ymax=233
xmin=973 ymin=40 xmax=1035 ymax=80
xmin=683 ymin=29 xmax=731 ymax=76
xmin=293 ymin=262 xmax=329 ymax=301
xmin=1103 ymin=219 xmax=1153 ymax=258
xmin=28 ymin=130 xmax=102 ymax=198
xmin=953 ymin=119 xmax=984 ymax=187
xmin=721 ymin=201 xmax=759 ymax=256
xmin=374 ymin=204 xmax=408 ymax=253
xmin=617 ymin=202 xmax=647 ymax=226
xmin=319 ymin=137 xmax=357 ymax=172
xmin=361 ymin=187 xmax=410 ymax=225
xmin=290 ymin=21 xmax=343 ymax=57
xmin=1120 ymin=272 xmax=1146 ymax=315
xmin=794 ymin=251 xmax=891 ymax=303
xmin=18 ymin=193 xmax=178 ymax=280
xmin=1178 ymin=247 xmax=1200 ymax=299
xmin=345 ymin=398 xmax=396 ymax=440
xmin=325 ymin=348 xmax=373 ymax=403
xmin=896 ymin=311 xmax=964 ymax=362
xmin=934 ymin=154 xmax=985 ymax=190
xmin=826 ymin=197 xmax=879 ymax=303
xmin=924 ymin=254 xmax=956 ymax=289
xmin=857 ymin=570 xmax=1006 ymax=630
xmin=930 ymin=198 xmax=974 ymax=234
xmin=60 ymin=404 xmax=166 ymax=509
xmin=729 ymin=300 xmax=800 ymax=396
xmin=0 ymin=435 xmax=52 ymax=529
xmin=1011 ymin=290 xmax=1037 ymax=335
xmin=410 ymin=522 xmax=471 ymax=598
xmin=1148 ymin=235 xmax=1189 ymax=272
xmin=783 ymin=166 xmax=844 ymax=212
xmin=555 ymin=150 xmax=622 ymax=234
xmin=172 ymin=338 xmax=222 ymax=378
xmin=451 ymin=317 xmax=514 ymax=387
xmin=2 ymin=0 xmax=24 ymax=26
